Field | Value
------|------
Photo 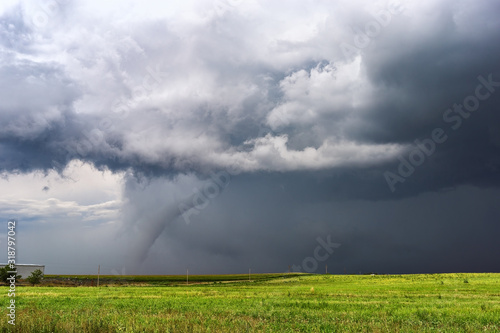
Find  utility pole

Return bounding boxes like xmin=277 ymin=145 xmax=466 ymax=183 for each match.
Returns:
xmin=288 ymin=265 xmax=291 ymax=273
xmin=325 ymin=264 xmax=328 ymax=274
xmin=187 ymin=269 xmax=189 ymax=285
xmin=249 ymin=268 xmax=251 ymax=281
xmin=97 ymin=265 xmax=100 ymax=288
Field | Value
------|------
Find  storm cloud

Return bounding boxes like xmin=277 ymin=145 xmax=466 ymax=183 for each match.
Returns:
xmin=0 ymin=0 xmax=499 ymax=274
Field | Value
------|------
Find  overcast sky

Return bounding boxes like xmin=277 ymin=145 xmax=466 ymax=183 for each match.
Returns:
xmin=0 ymin=0 xmax=499 ymax=275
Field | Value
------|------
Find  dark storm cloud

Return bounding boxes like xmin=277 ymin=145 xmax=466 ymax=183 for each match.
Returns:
xmin=126 ymin=173 xmax=500 ymax=275
xmin=1 ymin=0 xmax=500 ymax=274
xmin=356 ymin=1 xmax=500 ymax=145
xmin=0 ymin=0 xmax=406 ymax=178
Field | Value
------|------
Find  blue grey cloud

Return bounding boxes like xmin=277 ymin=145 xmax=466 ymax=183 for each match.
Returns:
xmin=1 ymin=0 xmax=499 ymax=274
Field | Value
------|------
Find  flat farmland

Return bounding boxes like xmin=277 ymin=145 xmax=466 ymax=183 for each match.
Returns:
xmin=1 ymin=273 xmax=499 ymax=332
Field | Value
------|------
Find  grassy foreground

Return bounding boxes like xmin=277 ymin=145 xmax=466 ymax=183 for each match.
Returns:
xmin=1 ymin=273 xmax=499 ymax=332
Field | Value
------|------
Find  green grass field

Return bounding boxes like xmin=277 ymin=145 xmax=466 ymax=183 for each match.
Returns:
xmin=1 ymin=273 xmax=499 ymax=332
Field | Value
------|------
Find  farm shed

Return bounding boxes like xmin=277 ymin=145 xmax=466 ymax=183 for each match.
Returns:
xmin=0 ymin=264 xmax=45 ymax=278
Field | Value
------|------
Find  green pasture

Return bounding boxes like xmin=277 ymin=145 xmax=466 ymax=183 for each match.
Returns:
xmin=0 ymin=273 xmax=499 ymax=332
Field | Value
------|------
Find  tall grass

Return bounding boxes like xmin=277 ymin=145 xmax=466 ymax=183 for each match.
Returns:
xmin=1 ymin=273 xmax=499 ymax=332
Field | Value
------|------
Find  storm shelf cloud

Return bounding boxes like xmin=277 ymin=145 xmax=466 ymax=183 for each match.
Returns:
xmin=0 ymin=0 xmax=499 ymax=275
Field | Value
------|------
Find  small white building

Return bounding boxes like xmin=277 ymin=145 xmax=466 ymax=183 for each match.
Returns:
xmin=1 ymin=264 xmax=45 ymax=278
